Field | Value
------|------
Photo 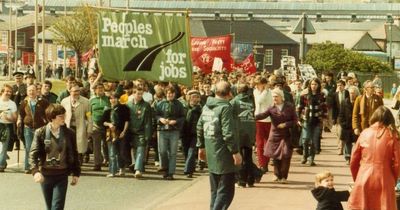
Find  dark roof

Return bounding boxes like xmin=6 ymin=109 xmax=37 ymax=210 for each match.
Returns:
xmin=200 ymin=19 xmax=297 ymax=45
xmin=352 ymin=32 xmax=382 ymax=51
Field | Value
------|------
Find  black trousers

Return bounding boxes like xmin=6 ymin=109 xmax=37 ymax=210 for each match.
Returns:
xmin=209 ymin=172 xmax=235 ymax=210
xmin=273 ymin=157 xmax=292 ymax=180
xmin=238 ymin=146 xmax=255 ymax=186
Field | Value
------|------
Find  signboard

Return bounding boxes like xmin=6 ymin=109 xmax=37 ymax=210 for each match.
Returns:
xmin=98 ymin=11 xmax=192 ymax=86
xmin=298 ymin=64 xmax=317 ymax=81
xmin=191 ymin=35 xmax=231 ymax=74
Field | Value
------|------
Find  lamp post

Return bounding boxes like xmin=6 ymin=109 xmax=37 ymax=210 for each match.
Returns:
xmin=34 ymin=0 xmax=38 ymax=79
xmin=5 ymin=0 xmax=27 ymax=75
xmin=387 ymin=15 xmax=394 ymax=65
xmin=41 ymin=0 xmax=46 ymax=82
xmin=7 ymin=0 xmax=12 ymax=79
xmin=63 ymin=2 xmax=66 ymax=79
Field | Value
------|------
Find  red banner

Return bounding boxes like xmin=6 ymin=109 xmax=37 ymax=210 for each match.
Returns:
xmin=233 ymin=53 xmax=257 ymax=75
xmin=22 ymin=52 xmax=35 ymax=65
xmin=191 ymin=35 xmax=232 ymax=74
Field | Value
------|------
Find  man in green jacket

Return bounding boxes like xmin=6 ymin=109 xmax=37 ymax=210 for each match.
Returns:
xmin=89 ymin=83 xmax=111 ymax=171
xmin=230 ymin=83 xmax=259 ymax=188
xmin=128 ymin=87 xmax=152 ymax=178
xmin=197 ymin=81 xmax=242 ymax=210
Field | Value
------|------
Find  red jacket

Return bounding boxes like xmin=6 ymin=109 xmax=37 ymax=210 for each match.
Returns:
xmin=348 ymin=122 xmax=400 ymax=210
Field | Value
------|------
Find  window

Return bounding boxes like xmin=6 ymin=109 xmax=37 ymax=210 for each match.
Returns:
xmin=281 ymin=49 xmax=288 ymax=57
xmin=17 ymin=32 xmax=25 ymax=47
xmin=0 ymin=31 xmax=8 ymax=46
xmin=47 ymin=44 xmax=52 ymax=61
xmin=264 ymin=49 xmax=273 ymax=65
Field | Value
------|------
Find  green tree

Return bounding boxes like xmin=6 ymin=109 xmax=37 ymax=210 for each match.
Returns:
xmin=305 ymin=42 xmax=391 ymax=74
xmin=50 ymin=6 xmax=98 ymax=78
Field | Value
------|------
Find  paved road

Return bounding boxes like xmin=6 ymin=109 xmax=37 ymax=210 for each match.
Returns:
xmin=0 ymin=149 xmax=206 ymax=210
xmin=152 ymin=131 xmax=353 ymax=210
xmin=0 ymin=129 xmax=354 ymax=210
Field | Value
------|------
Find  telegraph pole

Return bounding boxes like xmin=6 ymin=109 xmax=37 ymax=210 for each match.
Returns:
xmin=34 ymin=0 xmax=39 ymax=79
xmin=41 ymin=0 xmax=45 ymax=82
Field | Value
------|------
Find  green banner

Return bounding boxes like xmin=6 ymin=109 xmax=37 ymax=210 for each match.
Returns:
xmin=98 ymin=11 xmax=192 ymax=86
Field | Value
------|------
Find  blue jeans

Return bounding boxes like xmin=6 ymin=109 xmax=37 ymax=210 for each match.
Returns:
xmin=301 ymin=123 xmax=321 ymax=162
xmin=183 ymin=138 xmax=197 ymax=174
xmin=209 ymin=172 xmax=235 ymax=210
xmin=344 ymin=141 xmax=353 ymax=161
xmin=107 ymin=141 xmax=119 ymax=175
xmin=0 ymin=126 xmax=10 ymax=169
xmin=41 ymin=174 xmax=68 ymax=210
xmin=24 ymin=127 xmax=35 ymax=170
xmin=134 ymin=146 xmax=146 ymax=172
xmin=158 ymin=130 xmax=179 ymax=175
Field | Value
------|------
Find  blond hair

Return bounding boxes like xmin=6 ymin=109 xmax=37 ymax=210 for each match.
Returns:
xmin=315 ymin=171 xmax=333 ymax=187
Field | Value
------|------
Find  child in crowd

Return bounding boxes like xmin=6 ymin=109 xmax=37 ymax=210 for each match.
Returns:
xmin=311 ymin=171 xmax=350 ymax=210
xmin=391 ymin=83 xmax=397 ymax=99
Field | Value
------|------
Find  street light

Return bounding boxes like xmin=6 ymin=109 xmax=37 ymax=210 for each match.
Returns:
xmin=386 ymin=14 xmax=394 ymax=64
xmin=5 ymin=0 xmax=27 ymax=77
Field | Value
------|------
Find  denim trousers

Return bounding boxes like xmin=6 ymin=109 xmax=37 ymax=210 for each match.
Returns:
xmin=301 ymin=123 xmax=321 ymax=162
xmin=344 ymin=141 xmax=353 ymax=161
xmin=134 ymin=146 xmax=146 ymax=172
xmin=209 ymin=172 xmax=235 ymax=210
xmin=107 ymin=141 xmax=119 ymax=175
xmin=41 ymin=174 xmax=68 ymax=210
xmin=24 ymin=127 xmax=35 ymax=170
xmin=0 ymin=125 xmax=10 ymax=169
xmin=183 ymin=136 xmax=197 ymax=174
xmin=157 ymin=130 xmax=180 ymax=175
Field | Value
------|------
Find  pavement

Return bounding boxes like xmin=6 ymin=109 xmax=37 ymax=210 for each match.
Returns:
xmin=152 ymin=130 xmax=353 ymax=210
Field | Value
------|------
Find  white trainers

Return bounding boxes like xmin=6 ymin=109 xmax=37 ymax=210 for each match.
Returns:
xmin=135 ymin=171 xmax=143 ymax=178
xmin=154 ymin=161 xmax=160 ymax=167
xmin=280 ymin=178 xmax=288 ymax=184
xmin=118 ymin=168 xmax=125 ymax=176
xmin=106 ymin=174 xmax=115 ymax=178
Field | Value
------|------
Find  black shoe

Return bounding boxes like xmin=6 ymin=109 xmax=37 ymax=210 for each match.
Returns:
xmin=24 ymin=169 xmax=31 ymax=174
xmin=248 ymin=183 xmax=255 ymax=188
xmin=310 ymin=162 xmax=316 ymax=166
xmin=93 ymin=166 xmax=102 ymax=171
xmin=186 ymin=173 xmax=193 ymax=178
xmin=84 ymin=154 xmax=90 ymax=163
xmin=260 ymin=166 xmax=268 ymax=174
xmin=157 ymin=167 xmax=167 ymax=172
xmin=0 ymin=168 xmax=4 ymax=172
xmin=295 ymin=148 xmax=303 ymax=155
xmin=324 ymin=127 xmax=331 ymax=132
xmin=128 ymin=164 xmax=135 ymax=172
xmin=301 ymin=159 xmax=307 ymax=164
xmin=165 ymin=174 xmax=174 ymax=180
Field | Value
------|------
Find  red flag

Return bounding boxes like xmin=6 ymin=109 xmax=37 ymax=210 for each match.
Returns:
xmin=191 ymin=35 xmax=232 ymax=74
xmin=237 ymin=53 xmax=257 ymax=74
xmin=81 ymin=48 xmax=94 ymax=62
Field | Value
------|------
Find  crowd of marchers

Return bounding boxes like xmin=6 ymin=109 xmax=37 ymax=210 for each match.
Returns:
xmin=0 ymin=67 xmax=399 ymax=210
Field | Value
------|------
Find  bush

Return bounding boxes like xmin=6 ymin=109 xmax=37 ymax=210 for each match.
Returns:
xmin=305 ymin=42 xmax=392 ymax=74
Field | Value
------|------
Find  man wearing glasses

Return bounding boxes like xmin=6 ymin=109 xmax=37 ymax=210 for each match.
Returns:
xmin=352 ymin=80 xmax=383 ymax=136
